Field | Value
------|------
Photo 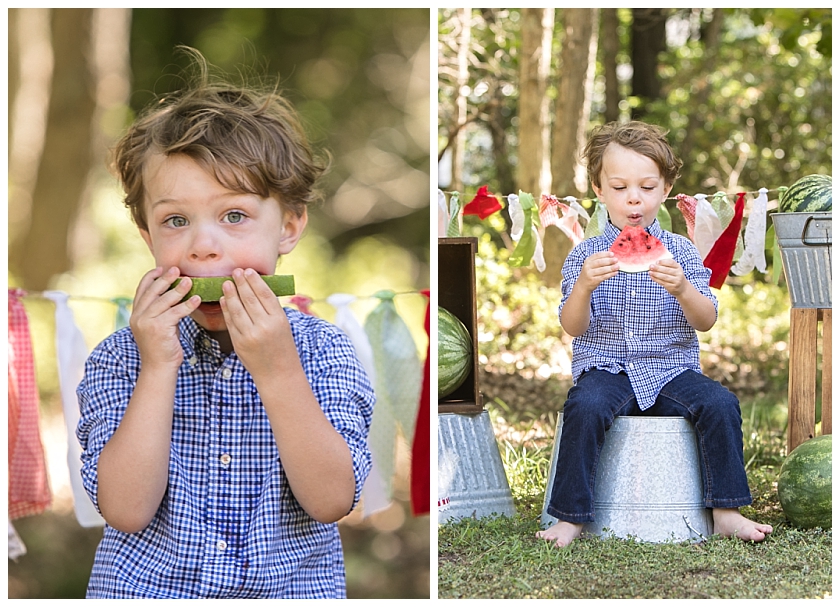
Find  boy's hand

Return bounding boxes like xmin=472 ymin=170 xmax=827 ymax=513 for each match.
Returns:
xmin=578 ymin=251 xmax=619 ymax=293
xmin=220 ymin=268 xmax=298 ymax=382
xmin=648 ymin=259 xmax=688 ymax=296
xmin=130 ymin=266 xmax=200 ymax=369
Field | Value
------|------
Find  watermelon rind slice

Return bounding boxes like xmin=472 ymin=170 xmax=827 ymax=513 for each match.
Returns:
xmin=609 ymin=226 xmax=673 ymax=273
xmin=170 ymin=275 xmax=295 ymax=302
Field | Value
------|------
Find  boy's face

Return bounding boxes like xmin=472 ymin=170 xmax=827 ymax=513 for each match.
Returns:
xmin=138 ymin=153 xmax=306 ymax=334
xmin=592 ymin=143 xmax=672 ymax=231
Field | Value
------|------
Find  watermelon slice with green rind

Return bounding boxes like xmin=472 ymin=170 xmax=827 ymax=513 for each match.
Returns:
xmin=170 ymin=275 xmax=295 ymax=302
xmin=609 ymin=225 xmax=673 ymax=273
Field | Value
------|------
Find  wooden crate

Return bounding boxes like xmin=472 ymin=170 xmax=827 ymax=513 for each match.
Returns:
xmin=438 ymin=237 xmax=483 ymax=414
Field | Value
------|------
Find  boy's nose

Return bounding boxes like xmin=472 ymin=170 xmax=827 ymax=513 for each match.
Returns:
xmin=189 ymin=227 xmax=222 ymax=261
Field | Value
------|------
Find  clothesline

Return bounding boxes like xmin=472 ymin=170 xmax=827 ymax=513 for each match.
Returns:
xmin=440 ymin=185 xmax=777 ymax=289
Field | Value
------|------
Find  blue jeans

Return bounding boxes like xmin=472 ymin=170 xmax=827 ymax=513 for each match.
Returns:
xmin=546 ymin=369 xmax=753 ymax=523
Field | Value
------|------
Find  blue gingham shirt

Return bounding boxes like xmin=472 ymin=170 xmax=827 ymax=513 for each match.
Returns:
xmin=559 ymin=219 xmax=717 ymax=410
xmin=76 ymin=310 xmax=374 ymax=598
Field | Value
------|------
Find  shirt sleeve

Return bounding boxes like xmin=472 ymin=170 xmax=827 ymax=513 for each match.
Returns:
xmin=75 ymin=332 xmax=140 ymax=514
xmin=295 ymin=317 xmax=375 ymax=512
xmin=558 ymin=240 xmax=593 ymax=325
xmin=674 ymin=235 xmax=719 ymax=317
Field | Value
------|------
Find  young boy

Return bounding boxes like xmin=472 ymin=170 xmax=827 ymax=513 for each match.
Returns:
xmin=76 ymin=52 xmax=375 ymax=598
xmin=537 ymin=121 xmax=772 ymax=548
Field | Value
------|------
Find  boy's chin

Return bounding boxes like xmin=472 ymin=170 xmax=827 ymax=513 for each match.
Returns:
xmin=191 ymin=302 xmax=227 ymax=333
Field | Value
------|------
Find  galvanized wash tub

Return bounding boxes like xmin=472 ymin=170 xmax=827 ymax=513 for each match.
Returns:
xmin=771 ymin=212 xmax=832 ymax=308
xmin=438 ymin=411 xmax=516 ymax=524
xmin=540 ymin=416 xmax=713 ymax=543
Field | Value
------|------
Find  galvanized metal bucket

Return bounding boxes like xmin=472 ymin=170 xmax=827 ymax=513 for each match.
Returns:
xmin=771 ymin=212 xmax=832 ymax=308
xmin=438 ymin=411 xmax=516 ymax=524
xmin=541 ymin=416 xmax=713 ymax=543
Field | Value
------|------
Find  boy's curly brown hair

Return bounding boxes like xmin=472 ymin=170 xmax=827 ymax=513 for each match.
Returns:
xmin=113 ymin=48 xmax=327 ymax=231
xmin=583 ymin=121 xmax=682 ymax=190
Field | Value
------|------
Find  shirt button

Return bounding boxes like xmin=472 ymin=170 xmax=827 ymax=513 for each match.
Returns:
xmin=203 ymin=338 xmax=212 ymax=348
xmin=630 ymin=290 xmax=636 ymax=297
xmin=217 ymin=540 xmax=227 ymax=551
xmin=628 ymin=331 xmax=634 ymax=338
xmin=222 ymin=368 xmax=232 ymax=379
xmin=220 ymin=454 xmax=232 ymax=466
xmin=629 ymin=362 xmax=635 ymax=369
xmin=188 ymin=356 xmax=198 ymax=366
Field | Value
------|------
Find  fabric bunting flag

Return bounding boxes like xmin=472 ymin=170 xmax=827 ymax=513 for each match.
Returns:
xmin=8 ymin=289 xmax=52 ymax=520
xmin=410 ymin=290 xmax=431 ymax=516
xmin=446 ymin=191 xmax=463 ymax=237
xmin=692 ymin=194 xmax=724 ymax=260
xmin=113 ymin=297 xmax=132 ymax=331
xmin=326 ymin=294 xmax=376 ymax=385
xmin=463 ymin=185 xmax=502 ymax=219
xmin=584 ymin=201 xmax=607 ymax=239
xmin=437 ymin=189 xmax=449 ymax=237
xmin=538 ymin=194 xmax=585 ymax=247
xmin=361 ymin=290 xmax=422 ymax=516
xmin=43 ymin=292 xmax=105 ymax=527
xmin=703 ymin=192 xmax=746 ymax=289
xmin=508 ymin=192 xmax=545 ymax=270
xmin=676 ymin=193 xmax=698 ymax=240
xmin=730 ymin=188 xmax=769 ymax=276
xmin=289 ymin=295 xmax=316 ymax=316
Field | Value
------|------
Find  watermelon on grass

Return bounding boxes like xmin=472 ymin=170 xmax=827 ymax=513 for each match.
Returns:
xmin=609 ymin=225 xmax=673 ymax=273
xmin=777 ymin=434 xmax=832 ymax=529
xmin=438 ymin=306 xmax=472 ymax=399
xmin=779 ymin=174 xmax=832 ymax=213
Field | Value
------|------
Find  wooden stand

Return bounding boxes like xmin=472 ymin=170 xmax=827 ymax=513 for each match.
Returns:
xmin=438 ymin=237 xmax=483 ymax=414
xmin=787 ymin=308 xmax=832 ymax=452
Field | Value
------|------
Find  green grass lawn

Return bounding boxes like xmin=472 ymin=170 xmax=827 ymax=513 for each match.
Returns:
xmin=437 ymin=396 xmax=832 ymax=599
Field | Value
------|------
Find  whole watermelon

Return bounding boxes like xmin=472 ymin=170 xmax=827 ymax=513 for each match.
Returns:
xmin=438 ymin=306 xmax=472 ymax=399
xmin=778 ymin=174 xmax=832 ymax=213
xmin=777 ymin=434 xmax=832 ymax=529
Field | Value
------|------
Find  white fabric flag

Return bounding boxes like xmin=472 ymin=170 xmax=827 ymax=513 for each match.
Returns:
xmin=730 ymin=188 xmax=769 ymax=276
xmin=326 ymin=293 xmax=376 ymax=384
xmin=692 ymin=194 xmax=724 ymax=260
xmin=42 ymin=291 xmax=105 ymax=527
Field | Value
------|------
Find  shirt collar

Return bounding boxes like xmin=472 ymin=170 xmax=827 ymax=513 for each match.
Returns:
xmin=178 ymin=316 xmax=224 ymax=360
xmin=605 ymin=218 xmax=664 ymax=242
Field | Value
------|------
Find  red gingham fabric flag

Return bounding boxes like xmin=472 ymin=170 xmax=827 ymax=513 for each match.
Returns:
xmin=8 ymin=289 xmax=52 ymax=519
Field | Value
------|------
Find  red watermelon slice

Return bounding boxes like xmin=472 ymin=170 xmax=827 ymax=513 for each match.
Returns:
xmin=610 ymin=225 xmax=673 ymax=273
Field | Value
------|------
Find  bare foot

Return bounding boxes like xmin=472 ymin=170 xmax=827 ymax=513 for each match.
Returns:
xmin=536 ymin=520 xmax=584 ymax=548
xmin=712 ymin=508 xmax=773 ymax=542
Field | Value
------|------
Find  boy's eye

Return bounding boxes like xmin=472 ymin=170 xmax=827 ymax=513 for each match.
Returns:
xmin=164 ymin=216 xmax=188 ymax=228
xmin=225 ymin=211 xmax=245 ymax=224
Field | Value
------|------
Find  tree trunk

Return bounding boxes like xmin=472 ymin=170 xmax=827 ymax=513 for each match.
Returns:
xmin=517 ymin=7 xmax=554 ymax=198
xmin=450 ymin=7 xmax=471 ymax=195
xmin=630 ymin=8 xmax=668 ymax=119
xmin=601 ymin=8 xmax=620 ymax=124
xmin=544 ymin=8 xmax=598 ymax=287
xmin=11 ymin=8 xmax=97 ymax=290
xmin=678 ymin=9 xmax=724 ymax=167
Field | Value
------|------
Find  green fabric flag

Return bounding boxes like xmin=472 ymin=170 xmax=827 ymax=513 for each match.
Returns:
xmin=509 ymin=191 xmax=537 ymax=267
xmin=584 ymin=201 xmax=607 ymax=239
xmin=446 ymin=191 xmax=462 ymax=237
xmin=363 ymin=291 xmax=423 ymax=502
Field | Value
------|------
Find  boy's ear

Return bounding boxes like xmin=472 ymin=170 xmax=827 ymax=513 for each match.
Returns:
xmin=663 ymin=182 xmax=674 ymax=201
xmin=278 ymin=208 xmax=308 ymax=255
